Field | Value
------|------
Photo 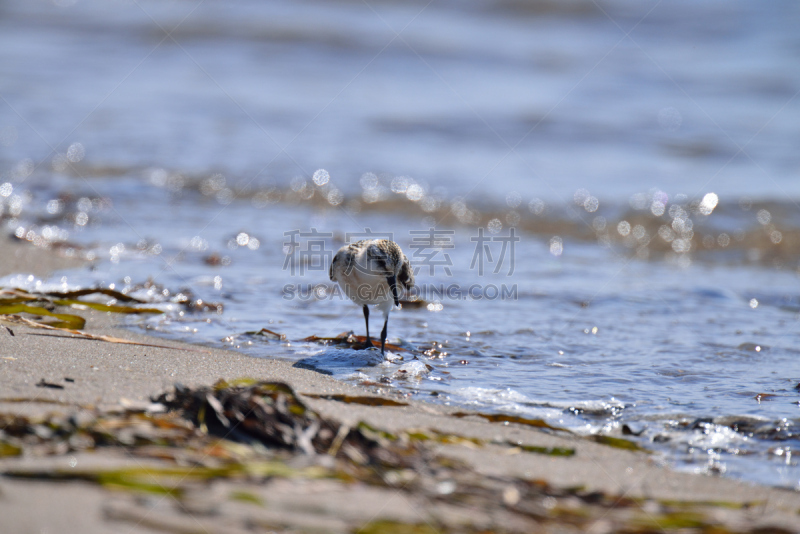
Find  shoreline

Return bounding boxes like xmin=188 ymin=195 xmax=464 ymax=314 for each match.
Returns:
xmin=1 ymin=236 xmax=799 ymax=533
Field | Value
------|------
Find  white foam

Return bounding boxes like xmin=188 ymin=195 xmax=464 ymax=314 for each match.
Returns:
xmin=293 ymin=347 xmax=385 ymax=379
xmin=0 ymin=274 xmax=79 ymax=293
xmin=454 ymin=386 xmax=565 ymax=421
xmin=393 ymin=360 xmax=430 ymax=379
xmin=453 ymin=386 xmax=627 ymax=426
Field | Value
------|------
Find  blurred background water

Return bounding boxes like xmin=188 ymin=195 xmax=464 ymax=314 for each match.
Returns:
xmin=2 ymin=0 xmax=800 ymax=488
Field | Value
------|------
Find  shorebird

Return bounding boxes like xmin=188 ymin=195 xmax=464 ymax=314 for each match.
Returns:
xmin=329 ymin=239 xmax=414 ymax=355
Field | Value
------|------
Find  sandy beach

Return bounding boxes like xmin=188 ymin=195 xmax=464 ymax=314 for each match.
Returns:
xmin=0 ymin=236 xmax=798 ymax=533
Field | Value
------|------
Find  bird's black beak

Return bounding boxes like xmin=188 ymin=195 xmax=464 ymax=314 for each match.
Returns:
xmin=387 ymin=274 xmax=399 ymax=307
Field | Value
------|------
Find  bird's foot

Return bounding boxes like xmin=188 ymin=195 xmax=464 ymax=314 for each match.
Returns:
xmin=360 ymin=339 xmax=378 ymax=351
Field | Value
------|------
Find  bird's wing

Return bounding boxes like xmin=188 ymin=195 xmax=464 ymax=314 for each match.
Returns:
xmin=398 ymin=254 xmax=415 ymax=289
xmin=329 ymin=255 xmax=337 ymax=281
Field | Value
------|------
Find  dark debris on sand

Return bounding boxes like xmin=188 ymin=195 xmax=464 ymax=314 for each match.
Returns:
xmin=0 ymin=380 xmax=793 ymax=534
xmin=157 ymin=379 xmax=429 ymax=472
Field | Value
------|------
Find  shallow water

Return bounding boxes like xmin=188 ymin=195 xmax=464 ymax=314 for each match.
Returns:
xmin=2 ymin=0 xmax=800 ymax=488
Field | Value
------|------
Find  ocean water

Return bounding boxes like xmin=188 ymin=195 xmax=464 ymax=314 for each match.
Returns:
xmin=2 ymin=0 xmax=800 ymax=488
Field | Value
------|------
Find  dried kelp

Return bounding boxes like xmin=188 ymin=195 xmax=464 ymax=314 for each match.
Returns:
xmin=397 ymin=298 xmax=428 ymax=310
xmin=0 ymin=304 xmax=86 ymax=329
xmin=1 ymin=287 xmax=162 ymax=318
xmin=590 ymin=435 xmax=651 ymax=453
xmin=155 ymin=380 xmax=426 ymax=471
xmin=0 ymin=286 xmax=226 ymax=334
xmin=52 ymin=299 xmax=163 ymax=314
xmin=242 ymin=328 xmax=286 ymax=340
xmin=0 ymin=410 xmax=198 ymax=456
xmin=450 ymin=410 xmax=654 ymax=453
xmin=304 ymin=393 xmax=409 ymax=407
xmin=301 ymin=331 xmax=409 ymax=352
xmin=451 ymin=411 xmax=565 ymax=432
xmin=45 ymin=288 xmax=144 ymax=303
xmin=0 ymin=286 xmax=163 ymax=333
xmin=0 ymin=314 xmax=207 ymax=352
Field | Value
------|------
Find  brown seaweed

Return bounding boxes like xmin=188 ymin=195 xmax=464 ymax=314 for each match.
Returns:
xmin=242 ymin=327 xmax=286 ymax=340
xmin=45 ymin=288 xmax=144 ymax=303
xmin=155 ymin=380 xmax=427 ymax=470
xmin=304 ymin=394 xmax=409 ymax=407
xmin=0 ymin=304 xmax=86 ymax=329
xmin=301 ymin=331 xmax=408 ymax=352
xmin=451 ymin=411 xmax=565 ymax=431
xmin=1 ymin=314 xmax=207 ymax=352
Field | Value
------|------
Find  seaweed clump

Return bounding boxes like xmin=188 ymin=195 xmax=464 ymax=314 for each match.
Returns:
xmin=156 ymin=379 xmax=428 ymax=472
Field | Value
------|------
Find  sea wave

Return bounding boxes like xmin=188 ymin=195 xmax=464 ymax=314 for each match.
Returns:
xmin=6 ymin=166 xmax=797 ymax=270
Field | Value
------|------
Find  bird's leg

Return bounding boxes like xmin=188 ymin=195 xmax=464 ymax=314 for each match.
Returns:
xmin=363 ymin=304 xmax=372 ymax=349
xmin=387 ymin=274 xmax=399 ymax=307
xmin=380 ymin=315 xmax=389 ymax=355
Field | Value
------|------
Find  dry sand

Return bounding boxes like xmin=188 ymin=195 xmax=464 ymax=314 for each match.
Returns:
xmin=1 ymin=234 xmax=799 ymax=533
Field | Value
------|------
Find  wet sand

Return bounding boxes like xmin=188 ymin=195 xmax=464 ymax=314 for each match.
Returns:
xmin=1 ymin=236 xmax=799 ymax=533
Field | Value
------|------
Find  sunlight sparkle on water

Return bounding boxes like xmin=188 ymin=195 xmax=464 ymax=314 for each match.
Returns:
xmin=66 ymin=142 xmax=85 ymax=163
xmin=327 ymin=188 xmax=344 ymax=205
xmin=359 ymin=172 xmax=378 ymax=190
xmin=528 ymin=198 xmax=545 ymax=215
xmin=487 ymin=218 xmax=502 ymax=234
xmin=506 ymin=191 xmax=522 ymax=208
xmin=698 ymin=192 xmax=719 ymax=216
xmin=650 ymin=200 xmax=666 ymax=216
xmin=391 ymin=176 xmax=411 ymax=194
xmin=46 ymin=199 xmax=63 ymax=214
xmin=427 ymin=302 xmax=444 ymax=312
xmin=583 ymin=196 xmax=599 ymax=213
xmin=592 ymin=216 xmax=606 ymax=231
xmin=312 ymin=169 xmax=330 ymax=186
xmin=549 ymin=236 xmax=563 ymax=257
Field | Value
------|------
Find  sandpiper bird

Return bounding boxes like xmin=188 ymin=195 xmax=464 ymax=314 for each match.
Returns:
xmin=329 ymin=239 xmax=414 ymax=355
